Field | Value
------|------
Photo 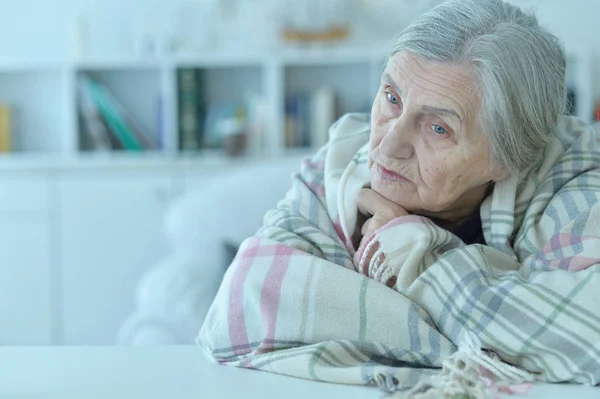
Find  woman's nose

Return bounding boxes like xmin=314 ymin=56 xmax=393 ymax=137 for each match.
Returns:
xmin=380 ymin=118 xmax=414 ymax=159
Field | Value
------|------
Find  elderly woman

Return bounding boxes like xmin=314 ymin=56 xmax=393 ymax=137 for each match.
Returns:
xmin=200 ymin=0 xmax=600 ymax=397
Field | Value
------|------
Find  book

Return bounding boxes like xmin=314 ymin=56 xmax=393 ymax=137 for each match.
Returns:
xmin=311 ymin=87 xmax=338 ymax=149
xmin=178 ymin=68 xmax=204 ymax=151
xmin=285 ymin=93 xmax=311 ymax=148
xmin=78 ymin=78 xmax=112 ymax=151
xmin=245 ymin=94 xmax=266 ymax=156
xmin=0 ymin=104 xmax=11 ymax=153
xmin=156 ymin=95 xmax=164 ymax=151
xmin=284 ymin=95 xmax=296 ymax=148
xmin=81 ymin=76 xmax=143 ymax=151
xmin=99 ymin=83 xmax=157 ymax=150
xmin=295 ymin=92 xmax=311 ymax=147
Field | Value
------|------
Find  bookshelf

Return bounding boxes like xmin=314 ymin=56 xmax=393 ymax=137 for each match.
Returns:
xmin=0 ymin=48 xmax=388 ymax=164
xmin=0 ymin=45 xmax=595 ymax=167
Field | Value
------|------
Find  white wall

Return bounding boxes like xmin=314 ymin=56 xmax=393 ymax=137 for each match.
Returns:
xmin=1 ymin=1 xmax=597 ymax=54
xmin=0 ymin=0 xmax=189 ymax=59
xmin=1 ymin=0 xmax=598 ymax=96
xmin=512 ymin=0 xmax=600 ymax=49
xmin=508 ymin=0 xmax=600 ymax=98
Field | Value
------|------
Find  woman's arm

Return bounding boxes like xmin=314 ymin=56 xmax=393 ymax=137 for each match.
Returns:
xmin=198 ymin=143 xmax=456 ymax=384
xmin=254 ymin=146 xmax=355 ymax=270
xmin=352 ymin=164 xmax=600 ymax=383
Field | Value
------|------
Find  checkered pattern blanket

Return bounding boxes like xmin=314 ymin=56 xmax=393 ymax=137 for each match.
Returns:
xmin=199 ymin=114 xmax=600 ymax=396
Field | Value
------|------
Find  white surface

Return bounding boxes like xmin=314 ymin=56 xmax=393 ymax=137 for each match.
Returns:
xmin=0 ymin=346 xmax=597 ymax=399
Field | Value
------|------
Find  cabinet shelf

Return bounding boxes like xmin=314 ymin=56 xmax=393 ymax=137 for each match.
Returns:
xmin=71 ymin=46 xmax=388 ymax=69
xmin=0 ymin=46 xmax=594 ymax=167
xmin=73 ymin=57 xmax=164 ymax=71
xmin=0 ymin=147 xmax=317 ymax=172
xmin=0 ymin=60 xmax=64 ymax=73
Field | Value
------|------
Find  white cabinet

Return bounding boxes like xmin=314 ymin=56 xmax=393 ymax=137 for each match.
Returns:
xmin=0 ymin=172 xmax=52 ymax=345
xmin=58 ymin=170 xmax=177 ymax=345
xmin=0 ymin=175 xmax=50 ymax=213
xmin=0 ymin=221 xmax=52 ymax=345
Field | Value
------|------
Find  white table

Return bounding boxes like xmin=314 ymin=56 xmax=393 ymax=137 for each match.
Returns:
xmin=0 ymin=346 xmax=598 ymax=399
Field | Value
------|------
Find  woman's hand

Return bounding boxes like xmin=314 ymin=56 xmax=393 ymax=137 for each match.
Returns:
xmin=354 ymin=188 xmax=409 ymax=277
xmin=356 ymin=188 xmax=409 ymax=239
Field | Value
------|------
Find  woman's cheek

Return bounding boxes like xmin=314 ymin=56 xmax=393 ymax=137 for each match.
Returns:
xmin=422 ymin=162 xmax=447 ymax=190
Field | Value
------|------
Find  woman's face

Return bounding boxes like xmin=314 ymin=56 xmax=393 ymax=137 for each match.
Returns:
xmin=369 ymin=52 xmax=506 ymax=219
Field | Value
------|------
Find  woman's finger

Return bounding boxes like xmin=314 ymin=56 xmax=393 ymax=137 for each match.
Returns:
xmin=357 ymin=188 xmax=408 ymax=218
xmin=361 ymin=218 xmax=372 ymax=236
xmin=356 ymin=188 xmax=374 ymax=216
xmin=357 ymin=188 xmax=384 ymax=216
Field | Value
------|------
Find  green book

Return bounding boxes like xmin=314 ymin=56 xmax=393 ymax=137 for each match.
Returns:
xmin=178 ymin=68 xmax=204 ymax=151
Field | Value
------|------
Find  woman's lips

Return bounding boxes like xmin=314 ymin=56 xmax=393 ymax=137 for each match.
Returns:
xmin=375 ymin=164 xmax=411 ymax=183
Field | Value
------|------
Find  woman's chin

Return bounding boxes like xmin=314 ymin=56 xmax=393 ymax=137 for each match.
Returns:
xmin=370 ymin=181 xmax=443 ymax=215
xmin=370 ymin=182 xmax=413 ymax=209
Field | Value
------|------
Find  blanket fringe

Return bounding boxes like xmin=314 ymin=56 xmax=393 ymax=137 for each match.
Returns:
xmin=384 ymin=332 xmax=535 ymax=399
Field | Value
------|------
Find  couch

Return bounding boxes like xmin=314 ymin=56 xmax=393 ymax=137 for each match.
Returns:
xmin=118 ymin=154 xmax=307 ymax=345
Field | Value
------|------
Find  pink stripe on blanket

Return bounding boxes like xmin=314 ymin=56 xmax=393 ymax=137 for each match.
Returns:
xmin=540 ymin=233 xmax=600 ymax=271
xmin=540 ymin=255 xmax=600 ymax=271
xmin=306 ymin=180 xmax=326 ymax=199
xmin=333 ymin=216 xmax=352 ymax=250
xmin=227 ymin=237 xmax=261 ymax=355
xmin=355 ymin=232 xmax=378 ymax=274
xmin=239 ymin=243 xmax=306 ymax=258
xmin=256 ymin=245 xmax=295 ymax=354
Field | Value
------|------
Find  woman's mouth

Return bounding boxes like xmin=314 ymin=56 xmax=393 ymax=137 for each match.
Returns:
xmin=375 ymin=164 xmax=411 ymax=183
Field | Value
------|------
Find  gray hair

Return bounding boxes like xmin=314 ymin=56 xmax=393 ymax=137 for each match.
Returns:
xmin=388 ymin=0 xmax=567 ymax=173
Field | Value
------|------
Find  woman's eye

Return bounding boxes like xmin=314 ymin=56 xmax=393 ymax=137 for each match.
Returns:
xmin=386 ymin=92 xmax=399 ymax=105
xmin=431 ymin=124 xmax=448 ymax=135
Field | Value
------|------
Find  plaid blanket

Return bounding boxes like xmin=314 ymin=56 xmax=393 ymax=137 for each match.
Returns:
xmin=198 ymin=114 xmax=600 ymax=397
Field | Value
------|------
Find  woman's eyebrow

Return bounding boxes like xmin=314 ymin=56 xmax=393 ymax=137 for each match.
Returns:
xmin=382 ymin=73 xmax=402 ymax=95
xmin=421 ymin=105 xmax=463 ymax=123
xmin=382 ymin=72 xmax=463 ymax=123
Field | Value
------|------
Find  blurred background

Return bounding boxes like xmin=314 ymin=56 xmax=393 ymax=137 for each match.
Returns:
xmin=0 ymin=0 xmax=598 ymax=347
